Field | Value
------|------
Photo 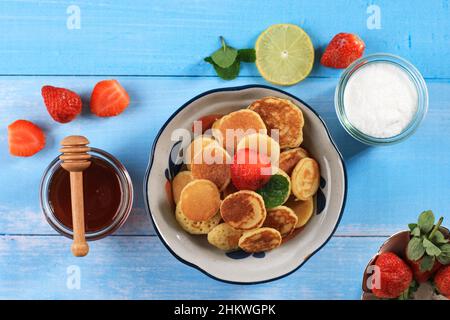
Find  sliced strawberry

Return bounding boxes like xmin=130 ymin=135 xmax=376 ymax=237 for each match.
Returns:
xmin=8 ymin=120 xmax=46 ymax=157
xmin=41 ymin=85 xmax=82 ymax=123
xmin=230 ymin=148 xmax=272 ymax=191
xmin=90 ymin=80 xmax=130 ymax=117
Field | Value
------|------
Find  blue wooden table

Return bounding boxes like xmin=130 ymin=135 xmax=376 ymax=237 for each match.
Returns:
xmin=0 ymin=0 xmax=449 ymax=299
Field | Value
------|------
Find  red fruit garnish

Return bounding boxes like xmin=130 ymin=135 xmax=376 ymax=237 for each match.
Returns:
xmin=90 ymin=80 xmax=130 ymax=117
xmin=320 ymin=33 xmax=365 ymax=69
xmin=435 ymin=265 xmax=450 ymax=298
xmin=230 ymin=148 xmax=272 ymax=191
xmin=8 ymin=120 xmax=46 ymax=157
xmin=372 ymin=252 xmax=413 ymax=299
xmin=41 ymin=86 xmax=82 ymax=123
xmin=407 ymin=256 xmax=442 ymax=283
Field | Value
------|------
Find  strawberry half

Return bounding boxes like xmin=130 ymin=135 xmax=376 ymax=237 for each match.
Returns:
xmin=8 ymin=120 xmax=46 ymax=157
xmin=320 ymin=33 xmax=365 ymax=69
xmin=41 ymin=85 xmax=82 ymax=123
xmin=230 ymin=148 xmax=272 ymax=191
xmin=90 ymin=80 xmax=130 ymax=117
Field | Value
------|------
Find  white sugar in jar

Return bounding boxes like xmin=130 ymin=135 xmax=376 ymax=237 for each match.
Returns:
xmin=335 ymin=54 xmax=428 ymax=145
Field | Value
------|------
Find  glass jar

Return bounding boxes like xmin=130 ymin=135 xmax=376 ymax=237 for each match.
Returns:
xmin=335 ymin=53 xmax=428 ymax=145
xmin=40 ymin=147 xmax=133 ymax=240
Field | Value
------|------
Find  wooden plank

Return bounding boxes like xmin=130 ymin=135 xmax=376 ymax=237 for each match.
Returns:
xmin=0 ymin=0 xmax=448 ymax=78
xmin=0 ymin=235 xmax=384 ymax=299
xmin=0 ymin=77 xmax=449 ymax=237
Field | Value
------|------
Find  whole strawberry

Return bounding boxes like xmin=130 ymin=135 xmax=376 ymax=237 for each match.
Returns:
xmin=434 ymin=265 xmax=450 ymax=298
xmin=41 ymin=85 xmax=82 ymax=123
xmin=406 ymin=211 xmax=450 ymax=283
xmin=320 ymin=33 xmax=365 ymax=69
xmin=372 ymin=252 xmax=413 ymax=299
xmin=230 ymin=148 xmax=271 ymax=191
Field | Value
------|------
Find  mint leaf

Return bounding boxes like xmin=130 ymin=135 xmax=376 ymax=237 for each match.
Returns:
xmin=420 ymin=255 xmax=435 ymax=272
xmin=418 ymin=210 xmax=435 ymax=233
xmin=432 ymin=230 xmax=449 ymax=244
xmin=238 ymin=49 xmax=256 ymax=62
xmin=437 ymin=244 xmax=450 ymax=265
xmin=407 ymin=237 xmax=425 ymax=261
xmin=214 ymin=60 xmax=240 ymax=80
xmin=411 ymin=227 xmax=421 ymax=237
xmin=423 ymin=238 xmax=441 ymax=256
xmin=257 ymin=174 xmax=290 ymax=209
xmin=211 ymin=37 xmax=238 ymax=68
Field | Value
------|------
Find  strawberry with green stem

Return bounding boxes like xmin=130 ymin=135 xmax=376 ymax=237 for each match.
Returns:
xmin=406 ymin=211 xmax=450 ymax=283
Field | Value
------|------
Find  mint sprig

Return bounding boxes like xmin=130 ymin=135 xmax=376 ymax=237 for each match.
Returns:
xmin=406 ymin=211 xmax=450 ymax=271
xmin=204 ymin=37 xmax=255 ymax=80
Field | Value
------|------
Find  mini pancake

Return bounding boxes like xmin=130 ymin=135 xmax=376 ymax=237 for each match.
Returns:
xmin=212 ymin=109 xmax=267 ymax=154
xmin=179 ymin=179 xmax=221 ymax=221
xmin=190 ymin=145 xmax=231 ymax=191
xmin=285 ymin=196 xmax=314 ymax=228
xmin=207 ymin=223 xmax=244 ymax=251
xmin=238 ymin=227 xmax=282 ymax=252
xmin=220 ymin=190 xmax=266 ymax=230
xmin=263 ymin=206 xmax=298 ymax=237
xmin=176 ymin=203 xmax=221 ymax=235
xmin=279 ymin=147 xmax=309 ymax=175
xmin=291 ymin=157 xmax=320 ymax=200
xmin=185 ymin=135 xmax=218 ymax=170
xmin=236 ymin=132 xmax=280 ymax=167
xmin=248 ymin=97 xmax=304 ymax=149
xmin=171 ymin=171 xmax=194 ymax=204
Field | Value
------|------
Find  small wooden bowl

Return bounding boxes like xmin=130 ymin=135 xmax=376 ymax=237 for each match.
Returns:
xmin=361 ymin=227 xmax=450 ymax=300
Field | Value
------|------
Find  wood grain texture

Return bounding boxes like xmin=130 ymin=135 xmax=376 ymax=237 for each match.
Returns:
xmin=0 ymin=0 xmax=448 ymax=78
xmin=0 ymin=235 xmax=384 ymax=299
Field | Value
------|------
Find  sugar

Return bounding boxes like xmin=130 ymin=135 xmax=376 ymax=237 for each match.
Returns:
xmin=343 ymin=62 xmax=418 ymax=138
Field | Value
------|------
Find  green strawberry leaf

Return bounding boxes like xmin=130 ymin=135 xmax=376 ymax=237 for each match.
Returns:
xmin=411 ymin=227 xmax=421 ymax=237
xmin=423 ymin=238 xmax=441 ymax=256
xmin=407 ymin=237 xmax=425 ymax=261
xmin=432 ymin=230 xmax=449 ymax=244
xmin=256 ymin=174 xmax=290 ymax=209
xmin=408 ymin=223 xmax=418 ymax=232
xmin=420 ymin=254 xmax=435 ymax=272
xmin=237 ymin=49 xmax=256 ymax=62
xmin=418 ymin=210 xmax=435 ymax=233
xmin=437 ymin=244 xmax=450 ymax=265
xmin=211 ymin=37 xmax=238 ymax=68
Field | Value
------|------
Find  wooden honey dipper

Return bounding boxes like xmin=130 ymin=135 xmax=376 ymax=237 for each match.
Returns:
xmin=60 ymin=136 xmax=91 ymax=257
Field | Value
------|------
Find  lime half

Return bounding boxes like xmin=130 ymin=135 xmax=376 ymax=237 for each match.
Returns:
xmin=255 ymin=24 xmax=314 ymax=86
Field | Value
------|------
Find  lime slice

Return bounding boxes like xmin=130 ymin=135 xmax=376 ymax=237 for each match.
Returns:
xmin=255 ymin=24 xmax=314 ymax=86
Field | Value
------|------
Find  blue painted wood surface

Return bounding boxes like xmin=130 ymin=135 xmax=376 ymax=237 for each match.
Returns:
xmin=0 ymin=0 xmax=449 ymax=299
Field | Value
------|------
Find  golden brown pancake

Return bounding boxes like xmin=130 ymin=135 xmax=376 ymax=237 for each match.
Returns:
xmin=248 ymin=97 xmax=304 ymax=148
xmin=190 ymin=145 xmax=231 ymax=191
xmin=171 ymin=171 xmax=194 ymax=204
xmin=179 ymin=179 xmax=221 ymax=221
xmin=185 ymin=135 xmax=218 ymax=170
xmin=176 ymin=203 xmax=221 ymax=234
xmin=279 ymin=147 xmax=309 ymax=175
xmin=264 ymin=206 xmax=298 ymax=237
xmin=220 ymin=190 xmax=266 ymax=230
xmin=207 ymin=223 xmax=244 ymax=251
xmin=238 ymin=227 xmax=282 ymax=252
xmin=291 ymin=157 xmax=320 ymax=200
xmin=285 ymin=196 xmax=314 ymax=228
xmin=212 ymin=109 xmax=267 ymax=154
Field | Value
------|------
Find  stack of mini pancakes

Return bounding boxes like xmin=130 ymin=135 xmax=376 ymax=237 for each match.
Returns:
xmin=170 ymin=96 xmax=321 ymax=253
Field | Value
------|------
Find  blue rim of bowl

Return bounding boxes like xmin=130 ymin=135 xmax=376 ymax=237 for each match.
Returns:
xmin=335 ymin=53 xmax=429 ymax=146
xmin=143 ymin=84 xmax=348 ymax=284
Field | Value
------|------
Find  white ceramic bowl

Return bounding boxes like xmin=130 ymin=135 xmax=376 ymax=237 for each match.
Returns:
xmin=144 ymin=85 xmax=347 ymax=283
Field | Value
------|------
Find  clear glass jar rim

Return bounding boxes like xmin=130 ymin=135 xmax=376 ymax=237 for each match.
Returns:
xmin=335 ymin=53 xmax=429 ymax=146
xmin=40 ymin=147 xmax=133 ymax=240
